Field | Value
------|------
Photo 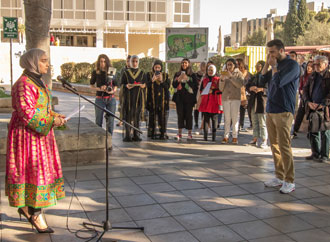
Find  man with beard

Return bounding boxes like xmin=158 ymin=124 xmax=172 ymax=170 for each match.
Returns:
xmin=261 ymin=39 xmax=300 ymax=194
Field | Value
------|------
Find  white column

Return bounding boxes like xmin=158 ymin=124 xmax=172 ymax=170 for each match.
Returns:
xmin=96 ymin=28 xmax=103 ymax=48
xmin=95 ymin=0 xmax=104 ymax=48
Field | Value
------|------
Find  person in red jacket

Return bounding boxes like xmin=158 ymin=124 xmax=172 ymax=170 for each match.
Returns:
xmin=199 ymin=64 xmax=222 ymax=141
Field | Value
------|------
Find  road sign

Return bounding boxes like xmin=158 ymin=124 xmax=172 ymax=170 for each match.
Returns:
xmin=3 ymin=17 xmax=18 ymax=38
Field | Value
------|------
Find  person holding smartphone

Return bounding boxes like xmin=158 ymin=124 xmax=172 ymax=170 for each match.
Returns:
xmin=172 ymin=58 xmax=198 ymax=141
xmin=146 ymin=60 xmax=170 ymax=139
xmin=219 ymin=58 xmax=244 ymax=144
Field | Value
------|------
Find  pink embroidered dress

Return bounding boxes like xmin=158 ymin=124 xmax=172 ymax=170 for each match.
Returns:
xmin=5 ymin=74 xmax=65 ymax=208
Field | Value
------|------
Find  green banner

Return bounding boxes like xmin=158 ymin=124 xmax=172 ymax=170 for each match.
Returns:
xmin=3 ymin=17 xmax=18 ymax=38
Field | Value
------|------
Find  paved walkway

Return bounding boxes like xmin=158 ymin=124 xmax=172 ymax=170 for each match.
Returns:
xmin=2 ymin=91 xmax=330 ymax=242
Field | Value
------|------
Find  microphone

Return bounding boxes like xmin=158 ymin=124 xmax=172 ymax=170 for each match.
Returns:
xmin=57 ymin=75 xmax=77 ymax=91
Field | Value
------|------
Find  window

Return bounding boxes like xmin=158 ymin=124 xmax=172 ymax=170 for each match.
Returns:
xmin=104 ymin=0 xmax=124 ymax=20
xmin=77 ymin=36 xmax=88 ymax=46
xmin=0 ymin=0 xmax=22 ymax=17
xmin=104 ymin=0 xmax=165 ymax=22
xmin=53 ymin=0 xmax=95 ymax=20
xmin=147 ymin=0 xmax=166 ymax=22
xmin=174 ymin=0 xmax=190 ymax=23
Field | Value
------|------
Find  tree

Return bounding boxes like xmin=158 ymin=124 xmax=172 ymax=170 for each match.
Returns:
xmin=314 ymin=10 xmax=330 ymax=23
xmin=297 ymin=0 xmax=309 ymax=36
xmin=284 ymin=0 xmax=299 ymax=45
xmin=274 ymin=21 xmax=285 ymax=40
xmin=24 ymin=0 xmax=52 ymax=86
xmin=297 ymin=19 xmax=330 ymax=45
xmin=243 ymin=29 xmax=266 ymax=46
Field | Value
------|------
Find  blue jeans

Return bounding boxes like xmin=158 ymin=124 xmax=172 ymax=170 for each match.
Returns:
xmin=95 ymin=97 xmax=116 ymax=135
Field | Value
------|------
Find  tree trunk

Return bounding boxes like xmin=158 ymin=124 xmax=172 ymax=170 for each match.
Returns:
xmin=24 ymin=0 xmax=52 ymax=87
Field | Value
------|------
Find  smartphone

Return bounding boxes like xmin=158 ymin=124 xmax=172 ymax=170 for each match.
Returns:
xmin=155 ymin=71 xmax=160 ymax=75
xmin=181 ymin=71 xmax=186 ymax=75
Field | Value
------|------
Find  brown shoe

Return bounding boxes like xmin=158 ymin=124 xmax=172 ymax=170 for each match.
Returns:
xmin=232 ymin=138 xmax=238 ymax=144
xmin=221 ymin=137 xmax=229 ymax=144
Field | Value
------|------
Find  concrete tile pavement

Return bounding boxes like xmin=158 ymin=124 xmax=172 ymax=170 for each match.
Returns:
xmin=1 ymin=91 xmax=330 ymax=241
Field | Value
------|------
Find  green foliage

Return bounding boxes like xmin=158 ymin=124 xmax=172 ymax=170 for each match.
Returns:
xmin=297 ymin=0 xmax=309 ymax=36
xmin=74 ymin=62 xmax=92 ymax=84
xmin=314 ymin=10 xmax=330 ymax=23
xmin=111 ymin=59 xmax=126 ymax=74
xmin=284 ymin=0 xmax=300 ymax=45
xmin=208 ymin=55 xmax=228 ymax=73
xmin=139 ymin=57 xmax=157 ymax=73
xmin=0 ymin=88 xmax=10 ymax=98
xmin=309 ymin=11 xmax=317 ymax=20
xmin=60 ymin=62 xmax=75 ymax=82
xmin=167 ymin=63 xmax=181 ymax=80
xmin=243 ymin=28 xmax=266 ymax=46
xmin=297 ymin=19 xmax=330 ymax=45
xmin=274 ymin=23 xmax=284 ymax=40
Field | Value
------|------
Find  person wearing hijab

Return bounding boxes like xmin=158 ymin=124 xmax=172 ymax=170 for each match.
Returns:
xmin=6 ymin=48 xmax=66 ymax=233
xmin=146 ymin=59 xmax=171 ymax=140
xmin=172 ymin=58 xmax=198 ymax=141
xmin=219 ymin=58 xmax=244 ymax=144
xmin=121 ymin=55 xmax=147 ymax=142
xmin=90 ymin=54 xmax=118 ymax=135
xmin=199 ymin=65 xmax=222 ymax=141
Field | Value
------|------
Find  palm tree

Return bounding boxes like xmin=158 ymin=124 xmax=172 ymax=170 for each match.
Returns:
xmin=24 ymin=0 xmax=52 ymax=86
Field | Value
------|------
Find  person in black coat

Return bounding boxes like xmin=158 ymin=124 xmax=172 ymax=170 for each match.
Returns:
xmin=146 ymin=59 xmax=171 ymax=140
xmin=172 ymin=58 xmax=198 ymax=140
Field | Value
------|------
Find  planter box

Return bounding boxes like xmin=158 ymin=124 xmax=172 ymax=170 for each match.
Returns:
xmin=0 ymin=117 xmax=111 ymax=170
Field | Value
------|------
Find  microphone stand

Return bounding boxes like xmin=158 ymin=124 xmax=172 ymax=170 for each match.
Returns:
xmin=60 ymin=82 xmax=144 ymax=241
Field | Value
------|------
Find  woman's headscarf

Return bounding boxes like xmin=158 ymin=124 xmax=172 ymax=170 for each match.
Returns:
xmin=208 ymin=64 xmax=217 ymax=76
xmin=20 ymin=48 xmax=46 ymax=75
xmin=130 ymin=55 xmax=139 ymax=69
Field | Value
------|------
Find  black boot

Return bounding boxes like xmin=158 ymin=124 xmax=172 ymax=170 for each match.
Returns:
xmin=204 ymin=131 xmax=208 ymax=141
xmin=212 ymin=131 xmax=216 ymax=141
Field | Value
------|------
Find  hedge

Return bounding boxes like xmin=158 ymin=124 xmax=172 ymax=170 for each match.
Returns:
xmin=59 ymin=55 xmax=228 ymax=85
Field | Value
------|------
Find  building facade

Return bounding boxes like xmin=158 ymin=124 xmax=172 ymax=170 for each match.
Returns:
xmin=0 ymin=0 xmax=200 ymax=59
xmin=230 ymin=1 xmax=322 ymax=46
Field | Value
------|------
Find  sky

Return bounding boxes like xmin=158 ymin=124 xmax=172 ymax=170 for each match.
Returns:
xmin=200 ymin=0 xmax=330 ymax=50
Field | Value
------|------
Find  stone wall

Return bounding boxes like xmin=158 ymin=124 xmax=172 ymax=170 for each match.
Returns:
xmin=0 ymin=117 xmax=111 ymax=170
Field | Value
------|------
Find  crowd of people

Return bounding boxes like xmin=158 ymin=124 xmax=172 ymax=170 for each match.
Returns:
xmin=89 ymin=39 xmax=330 ymax=195
xmin=4 ymin=39 xmax=330 ymax=234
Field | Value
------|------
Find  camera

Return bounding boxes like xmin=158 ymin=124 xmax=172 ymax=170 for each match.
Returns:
xmin=106 ymin=71 xmax=114 ymax=92
xmin=155 ymin=71 xmax=160 ymax=75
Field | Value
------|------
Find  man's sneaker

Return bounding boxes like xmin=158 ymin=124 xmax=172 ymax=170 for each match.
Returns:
xmin=279 ymin=182 xmax=295 ymax=194
xmin=264 ymin=178 xmax=284 ymax=187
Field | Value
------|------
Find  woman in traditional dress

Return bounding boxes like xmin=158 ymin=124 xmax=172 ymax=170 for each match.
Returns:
xmin=121 ymin=55 xmax=147 ymax=142
xmin=6 ymin=48 xmax=66 ymax=233
xmin=146 ymin=59 xmax=170 ymax=140
xmin=199 ymin=64 xmax=222 ymax=141
xmin=172 ymin=58 xmax=198 ymax=141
